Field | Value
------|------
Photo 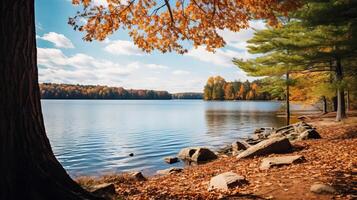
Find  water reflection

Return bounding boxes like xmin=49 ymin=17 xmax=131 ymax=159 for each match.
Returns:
xmin=43 ymin=100 xmax=286 ymax=177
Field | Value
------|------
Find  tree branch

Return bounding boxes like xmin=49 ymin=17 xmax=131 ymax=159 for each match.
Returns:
xmin=164 ymin=0 xmax=175 ymax=24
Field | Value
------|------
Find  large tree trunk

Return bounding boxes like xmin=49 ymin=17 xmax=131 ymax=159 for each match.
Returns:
xmin=335 ymin=58 xmax=346 ymax=121
xmin=0 ymin=1 xmax=101 ymax=199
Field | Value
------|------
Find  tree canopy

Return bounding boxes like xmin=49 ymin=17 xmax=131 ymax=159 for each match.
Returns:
xmin=233 ymin=0 xmax=357 ymax=121
xmin=203 ymin=76 xmax=273 ymax=101
xmin=70 ymin=0 xmax=301 ymax=53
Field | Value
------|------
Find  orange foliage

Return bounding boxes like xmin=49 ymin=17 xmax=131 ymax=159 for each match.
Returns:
xmin=70 ymin=0 xmax=301 ymax=53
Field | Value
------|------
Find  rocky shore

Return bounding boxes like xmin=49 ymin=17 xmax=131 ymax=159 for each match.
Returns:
xmin=77 ymin=114 xmax=357 ymax=200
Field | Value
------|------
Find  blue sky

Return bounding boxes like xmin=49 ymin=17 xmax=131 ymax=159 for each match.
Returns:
xmin=35 ymin=0 xmax=265 ymax=93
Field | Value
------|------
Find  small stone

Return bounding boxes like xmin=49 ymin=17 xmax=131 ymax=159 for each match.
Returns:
xmin=129 ymin=171 xmax=146 ymax=181
xmin=260 ymin=155 xmax=305 ymax=170
xmin=157 ymin=167 xmax=183 ymax=175
xmin=91 ymin=183 xmax=116 ymax=198
xmin=164 ymin=156 xmax=179 ymax=164
xmin=208 ymin=172 xmax=248 ymax=191
xmin=310 ymin=183 xmax=336 ymax=194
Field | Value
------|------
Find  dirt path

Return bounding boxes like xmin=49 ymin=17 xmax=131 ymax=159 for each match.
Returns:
xmin=78 ymin=116 xmax=357 ymax=200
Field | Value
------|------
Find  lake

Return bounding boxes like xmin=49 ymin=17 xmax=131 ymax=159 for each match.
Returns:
xmin=42 ymin=100 xmax=286 ymax=177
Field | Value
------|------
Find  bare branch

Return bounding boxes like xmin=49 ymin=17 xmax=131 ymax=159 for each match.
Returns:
xmin=164 ymin=0 xmax=175 ymax=24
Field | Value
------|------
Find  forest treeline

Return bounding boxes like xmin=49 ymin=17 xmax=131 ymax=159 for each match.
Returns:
xmin=203 ymin=76 xmax=274 ymax=101
xmin=172 ymin=93 xmax=203 ymax=99
xmin=40 ymin=83 xmax=202 ymax=100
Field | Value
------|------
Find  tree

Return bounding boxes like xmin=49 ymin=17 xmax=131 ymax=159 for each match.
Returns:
xmin=0 ymin=1 xmax=102 ymax=199
xmin=233 ymin=23 xmax=309 ymax=124
xmin=224 ymin=83 xmax=235 ymax=100
xmin=234 ymin=14 xmax=357 ymax=122
xmin=203 ymin=77 xmax=273 ymax=101
xmin=1 ymin=0 xmax=300 ymax=199
xmin=297 ymin=0 xmax=357 ymax=120
xmin=70 ymin=0 xmax=300 ymax=53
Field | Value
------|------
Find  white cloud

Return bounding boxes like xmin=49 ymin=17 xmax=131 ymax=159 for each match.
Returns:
xmin=172 ymin=70 xmax=190 ymax=75
xmin=146 ymin=64 xmax=168 ymax=70
xmin=38 ymin=32 xmax=74 ymax=48
xmin=186 ymin=21 xmax=266 ymax=67
xmin=186 ymin=46 xmax=253 ymax=67
xmin=217 ymin=20 xmax=266 ymax=50
xmin=104 ymin=40 xmax=143 ymax=56
xmin=37 ymin=48 xmax=132 ymax=85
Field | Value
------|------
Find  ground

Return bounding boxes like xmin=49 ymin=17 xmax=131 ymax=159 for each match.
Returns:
xmin=77 ymin=113 xmax=357 ymax=200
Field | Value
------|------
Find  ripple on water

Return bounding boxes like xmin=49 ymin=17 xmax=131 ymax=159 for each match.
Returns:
xmin=42 ymin=100 xmax=287 ymax=177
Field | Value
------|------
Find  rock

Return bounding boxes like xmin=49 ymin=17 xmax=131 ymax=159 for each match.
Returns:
xmin=275 ymin=124 xmax=294 ymax=133
xmin=260 ymin=155 xmax=305 ymax=170
xmin=298 ymin=129 xmax=321 ymax=140
xmin=157 ymin=167 xmax=183 ymax=175
xmin=91 ymin=183 xmax=116 ymax=198
xmin=254 ymin=127 xmax=274 ymax=135
xmin=245 ymin=138 xmax=263 ymax=145
xmin=287 ymin=133 xmax=301 ymax=141
xmin=237 ymin=137 xmax=292 ymax=159
xmin=208 ymin=172 xmax=248 ymax=191
xmin=129 ymin=153 xmax=134 ymax=157
xmin=178 ymin=147 xmax=217 ymax=162
xmin=217 ymin=145 xmax=232 ymax=155
xmin=232 ymin=140 xmax=250 ymax=154
xmin=164 ymin=156 xmax=179 ymax=164
xmin=294 ymin=122 xmax=312 ymax=133
xmin=310 ymin=183 xmax=336 ymax=194
xmin=129 ymin=171 xmax=146 ymax=181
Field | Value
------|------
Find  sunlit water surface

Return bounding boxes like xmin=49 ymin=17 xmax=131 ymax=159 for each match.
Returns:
xmin=42 ymin=100 xmax=286 ymax=177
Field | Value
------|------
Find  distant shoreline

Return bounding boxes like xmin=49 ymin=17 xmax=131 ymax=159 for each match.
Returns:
xmin=39 ymin=83 xmax=203 ymax=100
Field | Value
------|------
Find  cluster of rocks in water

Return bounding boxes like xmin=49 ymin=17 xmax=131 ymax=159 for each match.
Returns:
xmin=90 ymin=121 xmax=337 ymax=197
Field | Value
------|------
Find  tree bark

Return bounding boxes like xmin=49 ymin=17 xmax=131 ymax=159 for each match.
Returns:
xmin=335 ymin=58 xmax=346 ymax=121
xmin=346 ymin=89 xmax=350 ymax=112
xmin=286 ymin=72 xmax=290 ymax=125
xmin=0 ymin=1 xmax=102 ymax=199
xmin=322 ymin=96 xmax=328 ymax=114
xmin=332 ymin=96 xmax=338 ymax=111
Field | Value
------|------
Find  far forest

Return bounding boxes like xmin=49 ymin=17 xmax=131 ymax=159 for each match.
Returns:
xmin=40 ymin=83 xmax=203 ymax=100
xmin=203 ymin=76 xmax=274 ymax=101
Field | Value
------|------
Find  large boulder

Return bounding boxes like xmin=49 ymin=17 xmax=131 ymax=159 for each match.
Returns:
xmin=208 ymin=172 xmax=248 ymax=191
xmin=178 ymin=147 xmax=217 ymax=162
xmin=260 ymin=155 xmax=305 ymax=170
xmin=237 ymin=137 xmax=292 ymax=159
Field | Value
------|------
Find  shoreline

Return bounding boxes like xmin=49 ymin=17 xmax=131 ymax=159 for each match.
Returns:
xmin=76 ymin=112 xmax=357 ymax=199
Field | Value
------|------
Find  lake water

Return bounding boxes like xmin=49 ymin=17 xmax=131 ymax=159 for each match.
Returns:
xmin=42 ymin=100 xmax=286 ymax=177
